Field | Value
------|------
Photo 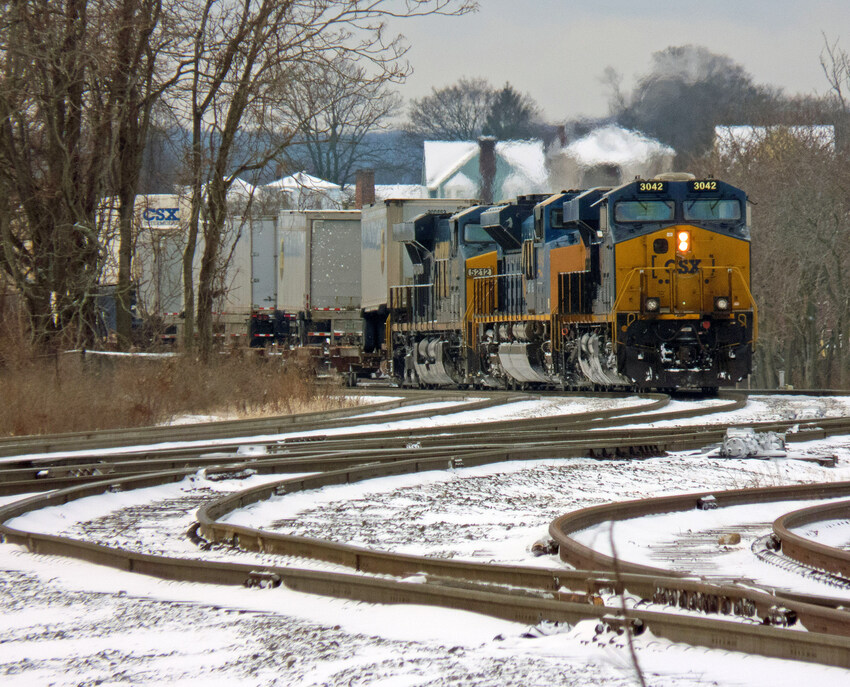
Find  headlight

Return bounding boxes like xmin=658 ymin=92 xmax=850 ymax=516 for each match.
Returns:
xmin=676 ymin=230 xmax=690 ymax=253
xmin=645 ymin=297 xmax=660 ymax=312
xmin=714 ymin=296 xmax=730 ymax=311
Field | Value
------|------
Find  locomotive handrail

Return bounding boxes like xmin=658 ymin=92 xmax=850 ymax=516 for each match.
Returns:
xmin=389 ymin=283 xmax=435 ymax=325
xmin=461 ymin=288 xmax=478 ymax=352
xmin=471 ymin=274 xmax=498 ymax=318
xmin=471 ymin=272 xmax=526 ymax=320
xmin=609 ymin=268 xmax=645 ymax=347
xmin=699 ymin=265 xmax=759 ymax=342
xmin=610 ymin=264 xmax=758 ymax=348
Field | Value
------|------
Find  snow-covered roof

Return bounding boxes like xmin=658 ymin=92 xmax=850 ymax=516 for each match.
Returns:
xmin=424 ymin=139 xmax=547 ymax=191
xmin=497 ymin=140 xmax=547 ymax=187
xmin=226 ymin=177 xmax=256 ymax=198
xmin=374 ymin=184 xmax=428 ymax=200
xmin=565 ymin=126 xmax=674 ymax=166
xmin=264 ymin=171 xmax=342 ymax=191
xmin=424 ymin=141 xmax=478 ymax=188
xmin=714 ymin=125 xmax=836 ymax=155
xmin=260 ymin=171 xmax=345 ymax=210
xmin=442 ymin=171 xmax=477 ymax=198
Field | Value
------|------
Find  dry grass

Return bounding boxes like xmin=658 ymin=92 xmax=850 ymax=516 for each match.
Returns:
xmin=0 ymin=346 xmax=352 ymax=438
xmin=0 ymin=291 xmax=357 ymax=437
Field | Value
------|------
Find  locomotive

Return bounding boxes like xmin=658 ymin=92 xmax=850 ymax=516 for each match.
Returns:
xmin=386 ymin=173 xmax=755 ymax=391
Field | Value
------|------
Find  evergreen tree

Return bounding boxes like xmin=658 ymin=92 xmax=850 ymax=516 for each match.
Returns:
xmin=483 ymin=84 xmax=540 ymax=140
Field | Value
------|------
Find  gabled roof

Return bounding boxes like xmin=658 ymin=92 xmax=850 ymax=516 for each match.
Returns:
xmin=264 ymin=171 xmax=342 ymax=191
xmin=498 ymin=140 xmax=547 ymax=187
xmin=423 ymin=139 xmax=547 ymax=191
xmin=226 ymin=176 xmax=256 ymax=198
xmin=424 ymin=141 xmax=478 ymax=188
xmin=565 ymin=126 xmax=674 ymax=166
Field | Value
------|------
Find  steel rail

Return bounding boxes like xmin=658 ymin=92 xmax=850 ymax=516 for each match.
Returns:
xmin=0 ymin=391 xmax=517 ymax=458
xmin=1 ymin=416 xmax=762 ymax=496
xmin=195 ymin=459 xmax=850 ymax=638
xmin=550 ymin=481 xmax=850 ymax=577
xmin=5 ymin=391 xmax=850 ymax=668
xmin=3 ymin=455 xmax=850 ymax=668
xmin=0 ymin=391 xmax=663 ymax=460
xmin=1 ymin=390 xmax=841 ymax=496
xmin=774 ymin=500 xmax=850 ymax=580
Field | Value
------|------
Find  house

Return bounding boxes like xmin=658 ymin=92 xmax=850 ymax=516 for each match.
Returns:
xmin=548 ymin=125 xmax=675 ymax=190
xmin=374 ymin=184 xmax=428 ymax=200
xmin=261 ymin=171 xmax=346 ymax=210
xmin=423 ymin=138 xmax=548 ymax=202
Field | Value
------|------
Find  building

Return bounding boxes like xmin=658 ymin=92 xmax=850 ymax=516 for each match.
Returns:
xmin=423 ymin=138 xmax=548 ymax=203
xmin=261 ymin=171 xmax=346 ymax=210
xmin=548 ymin=125 xmax=675 ymax=190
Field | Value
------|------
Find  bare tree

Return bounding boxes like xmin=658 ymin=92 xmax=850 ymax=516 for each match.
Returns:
xmin=0 ymin=1 xmax=116 ymax=350
xmin=281 ymin=57 xmax=402 ymax=185
xmin=406 ymin=76 xmax=495 ymax=140
xmin=705 ymin=123 xmax=850 ymax=388
xmin=0 ymin=0 xmax=182 ymax=351
xmin=173 ymin=0 xmax=475 ymax=360
xmin=821 ymin=34 xmax=850 ymax=113
xmin=107 ymin=0 xmax=185 ymax=348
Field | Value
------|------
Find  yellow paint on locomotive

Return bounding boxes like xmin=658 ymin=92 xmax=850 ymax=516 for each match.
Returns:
xmin=613 ymin=225 xmax=752 ymax=316
xmin=549 ymin=242 xmax=587 ymax=314
xmin=465 ymin=250 xmax=498 ymax=316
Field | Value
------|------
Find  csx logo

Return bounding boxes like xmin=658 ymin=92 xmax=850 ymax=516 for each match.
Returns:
xmin=142 ymin=207 xmax=180 ymax=222
xmin=665 ymin=258 xmax=702 ymax=274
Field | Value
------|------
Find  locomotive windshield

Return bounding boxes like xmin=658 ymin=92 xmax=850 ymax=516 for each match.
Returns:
xmin=463 ymin=223 xmax=493 ymax=243
xmin=614 ymin=200 xmax=674 ymax=222
xmin=683 ymin=199 xmax=741 ymax=221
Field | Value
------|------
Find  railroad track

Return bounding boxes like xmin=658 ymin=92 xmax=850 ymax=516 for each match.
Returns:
xmin=0 ymin=389 xmax=839 ymax=497
xmin=774 ymin=500 xmax=850 ymax=582
xmin=4 ymin=389 xmax=850 ymax=673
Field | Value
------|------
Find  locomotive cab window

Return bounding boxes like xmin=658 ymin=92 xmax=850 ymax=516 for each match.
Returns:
xmin=614 ymin=200 xmax=674 ymax=222
xmin=683 ymin=199 xmax=741 ymax=221
xmin=463 ymin=223 xmax=492 ymax=243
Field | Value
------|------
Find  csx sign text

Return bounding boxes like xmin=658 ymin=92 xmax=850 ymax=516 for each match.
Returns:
xmin=142 ymin=207 xmax=180 ymax=222
xmin=665 ymin=258 xmax=702 ymax=274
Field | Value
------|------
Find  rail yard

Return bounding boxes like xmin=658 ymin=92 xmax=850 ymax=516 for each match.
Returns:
xmin=5 ymin=391 xmax=850 ymax=685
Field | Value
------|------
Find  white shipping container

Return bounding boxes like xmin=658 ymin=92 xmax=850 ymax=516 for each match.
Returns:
xmin=250 ymin=216 xmax=279 ymax=311
xmin=134 ymin=229 xmax=185 ymax=316
xmin=360 ymin=198 xmax=476 ymax=311
xmin=277 ymin=210 xmax=361 ymax=314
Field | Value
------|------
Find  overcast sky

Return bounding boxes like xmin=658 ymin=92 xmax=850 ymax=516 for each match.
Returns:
xmin=387 ymin=0 xmax=850 ymax=121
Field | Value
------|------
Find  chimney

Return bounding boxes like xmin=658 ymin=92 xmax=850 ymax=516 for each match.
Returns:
xmin=355 ymin=169 xmax=375 ymax=209
xmin=557 ymin=124 xmax=567 ymax=148
xmin=478 ymin=136 xmax=496 ymax=204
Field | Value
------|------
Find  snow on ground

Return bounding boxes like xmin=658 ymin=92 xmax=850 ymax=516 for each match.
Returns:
xmin=1 ymin=543 xmax=846 ymax=687
xmin=4 ymin=394 xmax=850 ymax=685
xmin=0 ymin=395 xmax=652 ymax=466
xmin=349 ymin=399 xmax=472 ymax=418
xmin=220 ymin=448 xmax=846 ymax=567
xmin=162 ymin=394 xmax=398 ymax=426
xmin=792 ymin=516 xmax=850 ymax=549
xmin=573 ymin=492 xmax=850 ymax=598
xmin=619 ymin=393 xmax=850 ymax=428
